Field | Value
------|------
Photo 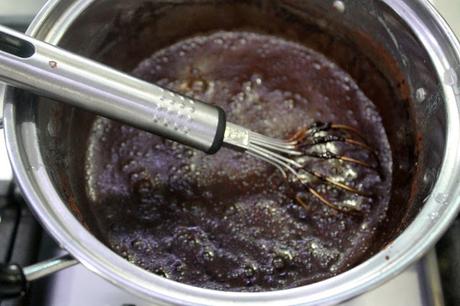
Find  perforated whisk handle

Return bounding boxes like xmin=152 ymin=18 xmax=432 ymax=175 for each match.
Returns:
xmin=0 ymin=24 xmax=226 ymax=153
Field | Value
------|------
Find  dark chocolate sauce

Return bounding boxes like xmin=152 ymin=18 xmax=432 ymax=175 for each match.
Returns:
xmin=85 ymin=31 xmax=392 ymax=291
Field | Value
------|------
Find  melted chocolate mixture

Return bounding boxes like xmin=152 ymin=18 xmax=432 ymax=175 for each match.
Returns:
xmin=85 ymin=31 xmax=392 ymax=291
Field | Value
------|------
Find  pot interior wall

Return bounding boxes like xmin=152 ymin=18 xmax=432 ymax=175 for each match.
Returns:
xmin=32 ymin=0 xmax=444 ymax=284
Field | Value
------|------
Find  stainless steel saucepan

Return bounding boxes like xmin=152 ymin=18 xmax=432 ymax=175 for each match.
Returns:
xmin=1 ymin=0 xmax=460 ymax=305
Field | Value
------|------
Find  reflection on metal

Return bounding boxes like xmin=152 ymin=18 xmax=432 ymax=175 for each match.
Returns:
xmin=343 ymin=250 xmax=444 ymax=306
xmin=23 ymin=253 xmax=78 ymax=281
xmin=40 ymin=249 xmax=444 ymax=306
xmin=0 ymin=86 xmax=13 ymax=197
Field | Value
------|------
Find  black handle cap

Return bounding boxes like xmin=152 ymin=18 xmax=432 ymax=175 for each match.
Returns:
xmin=206 ymin=106 xmax=226 ymax=154
xmin=0 ymin=263 xmax=27 ymax=299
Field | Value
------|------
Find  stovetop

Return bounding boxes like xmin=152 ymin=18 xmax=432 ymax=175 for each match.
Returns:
xmin=0 ymin=1 xmax=459 ymax=305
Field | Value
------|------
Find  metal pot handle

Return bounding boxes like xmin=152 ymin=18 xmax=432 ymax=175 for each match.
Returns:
xmin=0 ymin=253 xmax=77 ymax=299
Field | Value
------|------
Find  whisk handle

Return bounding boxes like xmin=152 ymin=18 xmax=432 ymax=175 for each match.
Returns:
xmin=0 ymin=25 xmax=226 ymax=153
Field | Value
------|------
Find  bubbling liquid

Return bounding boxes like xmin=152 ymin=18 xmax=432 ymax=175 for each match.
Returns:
xmin=85 ymin=31 xmax=392 ymax=291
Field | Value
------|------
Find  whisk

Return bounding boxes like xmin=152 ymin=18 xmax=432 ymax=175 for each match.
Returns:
xmin=225 ymin=121 xmax=380 ymax=212
xmin=0 ymin=25 xmax=380 ymax=212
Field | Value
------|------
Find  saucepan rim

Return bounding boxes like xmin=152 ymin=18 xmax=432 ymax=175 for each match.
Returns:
xmin=3 ymin=0 xmax=460 ymax=304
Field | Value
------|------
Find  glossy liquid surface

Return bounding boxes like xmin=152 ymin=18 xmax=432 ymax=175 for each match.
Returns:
xmin=85 ymin=31 xmax=392 ymax=291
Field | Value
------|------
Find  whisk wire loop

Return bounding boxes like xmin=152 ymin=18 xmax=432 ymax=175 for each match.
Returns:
xmin=236 ymin=122 xmax=381 ymax=212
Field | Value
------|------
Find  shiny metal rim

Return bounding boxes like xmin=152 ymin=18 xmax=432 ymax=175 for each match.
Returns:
xmin=3 ymin=0 xmax=460 ymax=304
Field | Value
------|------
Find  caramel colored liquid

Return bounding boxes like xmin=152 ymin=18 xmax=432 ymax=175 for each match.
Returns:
xmin=85 ymin=32 xmax=392 ymax=291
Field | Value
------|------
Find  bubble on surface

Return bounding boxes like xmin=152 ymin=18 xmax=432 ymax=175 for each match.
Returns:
xmin=416 ymin=87 xmax=427 ymax=103
xmin=333 ymin=1 xmax=346 ymax=13
xmin=85 ymin=31 xmax=392 ymax=292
